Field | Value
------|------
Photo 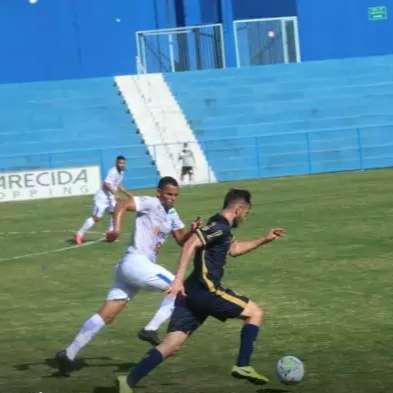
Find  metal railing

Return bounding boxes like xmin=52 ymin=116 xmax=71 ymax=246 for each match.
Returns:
xmin=136 ymin=23 xmax=226 ymax=74
xmin=2 ymin=125 xmax=393 ymax=186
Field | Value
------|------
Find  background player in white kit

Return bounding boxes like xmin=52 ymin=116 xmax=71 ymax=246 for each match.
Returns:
xmin=178 ymin=143 xmax=196 ymax=184
xmin=74 ymin=155 xmax=132 ymax=245
xmin=56 ymin=176 xmax=202 ymax=376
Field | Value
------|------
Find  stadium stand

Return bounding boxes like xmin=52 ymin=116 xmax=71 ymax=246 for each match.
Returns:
xmin=165 ymin=55 xmax=393 ymax=181
xmin=0 ymin=78 xmax=159 ymax=189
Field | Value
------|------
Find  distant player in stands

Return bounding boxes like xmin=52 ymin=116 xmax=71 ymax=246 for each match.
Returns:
xmin=74 ymin=155 xmax=131 ymax=245
xmin=56 ymin=176 xmax=202 ymax=377
xmin=178 ymin=143 xmax=195 ymax=184
xmin=121 ymin=189 xmax=286 ymax=392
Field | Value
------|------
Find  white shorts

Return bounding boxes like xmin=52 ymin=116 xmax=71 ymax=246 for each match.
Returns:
xmin=92 ymin=194 xmax=116 ymax=219
xmin=106 ymin=252 xmax=175 ymax=301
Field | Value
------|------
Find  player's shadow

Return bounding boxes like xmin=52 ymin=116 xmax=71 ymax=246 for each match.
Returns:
xmin=14 ymin=357 xmax=135 ymax=378
xmin=92 ymin=382 xmax=175 ymax=393
xmin=64 ymin=237 xmax=104 ymax=245
xmin=92 ymin=383 xmax=283 ymax=393
xmin=93 ymin=388 xmax=117 ymax=393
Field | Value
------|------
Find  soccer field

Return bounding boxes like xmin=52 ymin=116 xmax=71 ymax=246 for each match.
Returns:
xmin=1 ymin=169 xmax=392 ymax=393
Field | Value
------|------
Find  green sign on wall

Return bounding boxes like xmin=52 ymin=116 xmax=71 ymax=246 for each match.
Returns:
xmin=368 ymin=6 xmax=388 ymax=21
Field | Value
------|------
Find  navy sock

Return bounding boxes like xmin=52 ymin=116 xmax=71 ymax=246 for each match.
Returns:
xmin=236 ymin=324 xmax=260 ymax=367
xmin=127 ymin=348 xmax=164 ymax=388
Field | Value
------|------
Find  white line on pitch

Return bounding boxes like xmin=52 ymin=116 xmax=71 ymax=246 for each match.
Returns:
xmin=0 ymin=237 xmax=105 ymax=262
xmin=0 ymin=230 xmax=103 ymax=236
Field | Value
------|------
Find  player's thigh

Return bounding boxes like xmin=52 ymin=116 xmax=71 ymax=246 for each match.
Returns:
xmin=117 ymin=253 xmax=173 ymax=291
xmin=121 ymin=255 xmax=174 ymax=291
xmin=167 ymin=295 xmax=207 ymax=336
xmin=206 ymin=288 xmax=250 ymax=321
xmin=108 ymin=197 xmax=117 ymax=214
xmin=106 ymin=262 xmax=140 ymax=302
xmin=240 ymin=300 xmax=263 ymax=322
xmin=92 ymin=200 xmax=109 ymax=219
xmin=142 ymin=263 xmax=175 ymax=291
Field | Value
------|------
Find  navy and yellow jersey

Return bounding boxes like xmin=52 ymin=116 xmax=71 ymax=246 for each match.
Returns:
xmin=187 ymin=213 xmax=233 ymax=290
xmin=169 ymin=213 xmax=250 ymax=333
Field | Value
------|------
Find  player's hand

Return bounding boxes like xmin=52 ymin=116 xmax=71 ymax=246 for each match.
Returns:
xmin=106 ymin=230 xmax=120 ymax=242
xmin=265 ymin=228 xmax=286 ymax=242
xmin=191 ymin=216 xmax=203 ymax=231
xmin=167 ymin=279 xmax=186 ymax=297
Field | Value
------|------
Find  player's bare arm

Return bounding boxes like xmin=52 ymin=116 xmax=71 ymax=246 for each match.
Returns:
xmin=106 ymin=197 xmax=137 ymax=241
xmin=229 ymin=228 xmax=286 ymax=257
xmin=172 ymin=216 xmax=203 ymax=246
xmin=167 ymin=233 xmax=203 ymax=297
xmin=102 ymin=181 xmax=116 ymax=195
xmin=118 ymin=185 xmax=134 ymax=199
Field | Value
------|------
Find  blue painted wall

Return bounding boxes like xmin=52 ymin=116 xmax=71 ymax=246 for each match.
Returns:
xmin=1 ymin=0 xmax=393 ymax=83
xmin=232 ymin=0 xmax=297 ymax=19
xmin=298 ymin=0 xmax=393 ymax=60
xmin=0 ymin=0 xmax=178 ymax=83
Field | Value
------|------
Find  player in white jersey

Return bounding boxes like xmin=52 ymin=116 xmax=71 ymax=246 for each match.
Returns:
xmin=56 ymin=176 xmax=202 ymax=377
xmin=178 ymin=143 xmax=195 ymax=184
xmin=73 ymin=155 xmax=132 ymax=245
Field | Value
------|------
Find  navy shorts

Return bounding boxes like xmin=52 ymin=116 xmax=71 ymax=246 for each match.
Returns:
xmin=168 ymin=284 xmax=249 ymax=335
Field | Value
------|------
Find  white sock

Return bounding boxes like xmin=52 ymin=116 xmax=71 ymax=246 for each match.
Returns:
xmin=144 ymin=296 xmax=175 ymax=331
xmin=65 ymin=313 xmax=105 ymax=360
xmin=107 ymin=216 xmax=114 ymax=232
xmin=78 ymin=217 xmax=95 ymax=236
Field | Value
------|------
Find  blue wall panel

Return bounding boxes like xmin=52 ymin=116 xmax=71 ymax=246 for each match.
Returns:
xmin=200 ymin=0 xmax=222 ymax=23
xmin=298 ymin=0 xmax=393 ymax=60
xmin=232 ymin=0 xmax=297 ymax=19
xmin=1 ymin=0 xmax=393 ymax=83
xmin=0 ymin=0 xmax=178 ymax=83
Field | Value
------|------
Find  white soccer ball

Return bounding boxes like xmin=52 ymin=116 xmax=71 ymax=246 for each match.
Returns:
xmin=267 ymin=30 xmax=276 ymax=38
xmin=276 ymin=355 xmax=304 ymax=384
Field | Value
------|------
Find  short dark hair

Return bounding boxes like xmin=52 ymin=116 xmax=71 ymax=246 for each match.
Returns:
xmin=158 ymin=176 xmax=179 ymax=189
xmin=116 ymin=155 xmax=126 ymax=161
xmin=223 ymin=189 xmax=251 ymax=209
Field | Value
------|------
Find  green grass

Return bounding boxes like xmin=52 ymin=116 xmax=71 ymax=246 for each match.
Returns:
xmin=1 ymin=169 xmax=392 ymax=393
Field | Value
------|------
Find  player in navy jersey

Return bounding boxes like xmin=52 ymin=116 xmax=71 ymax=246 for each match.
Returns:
xmin=119 ymin=189 xmax=286 ymax=392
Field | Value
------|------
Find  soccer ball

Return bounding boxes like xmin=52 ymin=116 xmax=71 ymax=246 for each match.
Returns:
xmin=276 ymin=355 xmax=304 ymax=384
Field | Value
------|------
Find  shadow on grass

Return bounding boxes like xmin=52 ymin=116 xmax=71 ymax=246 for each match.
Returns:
xmin=91 ymin=383 xmax=286 ymax=393
xmin=92 ymin=382 xmax=176 ymax=393
xmin=92 ymin=388 xmax=117 ymax=393
xmin=14 ymin=357 xmax=135 ymax=378
xmin=65 ymin=237 xmax=104 ymax=245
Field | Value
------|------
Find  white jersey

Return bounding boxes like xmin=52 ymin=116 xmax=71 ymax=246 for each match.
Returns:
xmin=179 ymin=149 xmax=195 ymax=167
xmin=95 ymin=167 xmax=124 ymax=202
xmin=127 ymin=196 xmax=185 ymax=263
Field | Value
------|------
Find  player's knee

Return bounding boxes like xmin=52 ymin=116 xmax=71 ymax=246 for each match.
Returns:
xmin=101 ymin=313 xmax=115 ymax=325
xmin=247 ymin=302 xmax=264 ymax=325
xmin=93 ymin=216 xmax=101 ymax=222
xmin=159 ymin=333 xmax=186 ymax=358
xmin=98 ymin=302 xmax=126 ymax=325
xmin=254 ymin=304 xmax=264 ymax=323
xmin=167 ymin=342 xmax=183 ymax=357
